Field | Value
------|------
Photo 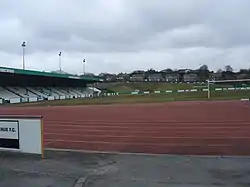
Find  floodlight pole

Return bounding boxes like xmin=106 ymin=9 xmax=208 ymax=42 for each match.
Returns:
xmin=59 ymin=52 xmax=62 ymax=73
xmin=21 ymin=42 xmax=26 ymax=70
xmin=82 ymin=59 xmax=86 ymax=75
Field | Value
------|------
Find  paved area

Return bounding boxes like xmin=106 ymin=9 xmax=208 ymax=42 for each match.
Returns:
xmin=0 ymin=150 xmax=250 ymax=187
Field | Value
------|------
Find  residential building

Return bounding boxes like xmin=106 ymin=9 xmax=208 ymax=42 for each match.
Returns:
xmin=183 ymin=73 xmax=198 ymax=82
xmin=165 ymin=73 xmax=180 ymax=82
xmin=102 ymin=74 xmax=117 ymax=82
xmin=209 ymin=72 xmax=222 ymax=81
xmin=178 ymin=69 xmax=192 ymax=74
xmin=148 ymin=73 xmax=164 ymax=82
xmin=116 ymin=73 xmax=129 ymax=82
xmin=237 ymin=73 xmax=249 ymax=80
xmin=130 ymin=73 xmax=146 ymax=82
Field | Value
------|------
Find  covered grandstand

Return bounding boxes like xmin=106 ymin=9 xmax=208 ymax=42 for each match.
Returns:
xmin=0 ymin=66 xmax=103 ymax=104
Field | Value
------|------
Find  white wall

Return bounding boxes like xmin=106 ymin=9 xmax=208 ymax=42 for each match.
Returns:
xmin=0 ymin=116 xmax=43 ymax=156
xmin=48 ymin=96 xmax=55 ymax=100
xmin=60 ymin=96 xmax=66 ymax=100
xmin=10 ymin=98 xmax=21 ymax=103
xmin=28 ymin=97 xmax=38 ymax=102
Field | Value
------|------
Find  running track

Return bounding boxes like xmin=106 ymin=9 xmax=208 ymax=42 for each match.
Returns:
xmin=1 ymin=101 xmax=250 ymax=155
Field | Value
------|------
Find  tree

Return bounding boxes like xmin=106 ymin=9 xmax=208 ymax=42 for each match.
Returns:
xmin=161 ymin=68 xmax=173 ymax=73
xmin=224 ymin=65 xmax=233 ymax=72
xmin=199 ymin=64 xmax=208 ymax=71
xmin=197 ymin=64 xmax=209 ymax=82
xmin=216 ymin=69 xmax=223 ymax=73
xmin=132 ymin=70 xmax=145 ymax=74
xmin=146 ymin=68 xmax=157 ymax=74
xmin=222 ymin=65 xmax=236 ymax=80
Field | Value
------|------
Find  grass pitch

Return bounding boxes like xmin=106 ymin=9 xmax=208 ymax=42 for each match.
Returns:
xmin=14 ymin=89 xmax=250 ymax=107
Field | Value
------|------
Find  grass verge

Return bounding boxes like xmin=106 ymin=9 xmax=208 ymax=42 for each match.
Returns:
xmin=10 ymin=90 xmax=250 ymax=107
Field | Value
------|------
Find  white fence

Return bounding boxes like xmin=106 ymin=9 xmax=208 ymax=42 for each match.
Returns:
xmin=9 ymin=98 xmax=21 ymax=104
xmin=60 ymin=95 xmax=66 ymax=100
xmin=28 ymin=97 xmax=38 ymax=102
xmin=0 ymin=116 xmax=44 ymax=158
xmin=48 ymin=96 xmax=55 ymax=100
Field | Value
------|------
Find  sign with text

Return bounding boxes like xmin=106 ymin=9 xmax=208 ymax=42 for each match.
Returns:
xmin=0 ymin=120 xmax=19 ymax=149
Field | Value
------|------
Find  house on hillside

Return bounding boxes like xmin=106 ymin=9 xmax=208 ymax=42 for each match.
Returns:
xmin=236 ymin=73 xmax=249 ymax=80
xmin=116 ymin=73 xmax=129 ymax=82
xmin=178 ymin=69 xmax=192 ymax=74
xmin=148 ymin=73 xmax=164 ymax=82
xmin=101 ymin=74 xmax=117 ymax=82
xmin=183 ymin=73 xmax=198 ymax=82
xmin=209 ymin=72 xmax=222 ymax=81
xmin=130 ymin=73 xmax=146 ymax=82
xmin=165 ymin=73 xmax=180 ymax=82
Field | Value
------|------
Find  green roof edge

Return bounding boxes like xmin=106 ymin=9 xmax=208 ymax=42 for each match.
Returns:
xmin=0 ymin=66 xmax=103 ymax=82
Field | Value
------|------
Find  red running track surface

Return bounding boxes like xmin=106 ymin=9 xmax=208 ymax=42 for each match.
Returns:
xmin=1 ymin=101 xmax=250 ymax=155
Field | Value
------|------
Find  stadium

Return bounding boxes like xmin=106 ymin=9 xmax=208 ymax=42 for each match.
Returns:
xmin=2 ymin=1 xmax=250 ymax=186
xmin=1 ymin=65 xmax=250 ymax=157
xmin=0 ymin=66 xmax=102 ymax=104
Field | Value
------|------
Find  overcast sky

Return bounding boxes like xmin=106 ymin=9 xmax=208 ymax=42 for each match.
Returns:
xmin=0 ymin=0 xmax=250 ymax=74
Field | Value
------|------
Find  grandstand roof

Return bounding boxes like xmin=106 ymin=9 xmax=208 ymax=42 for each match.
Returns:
xmin=0 ymin=66 xmax=103 ymax=86
xmin=0 ymin=66 xmax=102 ymax=81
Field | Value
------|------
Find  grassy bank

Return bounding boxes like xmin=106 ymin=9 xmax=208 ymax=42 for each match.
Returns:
xmin=11 ymin=89 xmax=249 ymax=107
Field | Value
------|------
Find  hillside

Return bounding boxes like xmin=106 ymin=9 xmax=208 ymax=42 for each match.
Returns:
xmin=96 ymin=82 xmax=206 ymax=94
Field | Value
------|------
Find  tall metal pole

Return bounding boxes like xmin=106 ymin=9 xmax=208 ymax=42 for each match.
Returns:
xmin=59 ymin=52 xmax=62 ymax=73
xmin=83 ymin=59 xmax=86 ymax=75
xmin=21 ymin=42 xmax=26 ymax=70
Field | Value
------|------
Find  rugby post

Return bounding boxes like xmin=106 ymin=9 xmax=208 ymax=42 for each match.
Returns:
xmin=0 ymin=115 xmax=44 ymax=158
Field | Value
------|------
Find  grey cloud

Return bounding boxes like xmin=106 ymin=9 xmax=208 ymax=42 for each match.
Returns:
xmin=2 ymin=0 xmax=250 ymax=51
xmin=0 ymin=0 xmax=250 ymax=73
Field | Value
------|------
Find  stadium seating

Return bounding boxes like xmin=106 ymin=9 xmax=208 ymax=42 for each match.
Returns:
xmin=26 ymin=87 xmax=49 ymax=99
xmin=0 ymin=66 xmax=102 ymax=104
xmin=0 ymin=86 xmax=96 ymax=103
xmin=0 ymin=86 xmax=19 ymax=100
xmin=6 ymin=86 xmax=38 ymax=98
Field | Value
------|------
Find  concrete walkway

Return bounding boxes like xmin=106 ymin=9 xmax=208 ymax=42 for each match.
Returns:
xmin=0 ymin=151 xmax=250 ymax=187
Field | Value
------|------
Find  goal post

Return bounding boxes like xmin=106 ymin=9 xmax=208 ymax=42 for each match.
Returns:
xmin=0 ymin=115 xmax=44 ymax=158
xmin=207 ymin=79 xmax=250 ymax=100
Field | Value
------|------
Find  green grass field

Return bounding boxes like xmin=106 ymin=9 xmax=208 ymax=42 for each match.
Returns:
xmin=15 ymin=89 xmax=250 ymax=107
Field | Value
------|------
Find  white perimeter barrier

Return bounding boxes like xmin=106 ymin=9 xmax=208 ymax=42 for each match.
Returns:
xmin=0 ymin=115 xmax=44 ymax=158
xmin=241 ymin=98 xmax=249 ymax=101
xmin=166 ymin=90 xmax=173 ymax=93
xmin=131 ymin=92 xmax=139 ymax=95
xmin=190 ymin=89 xmax=198 ymax=92
xmin=0 ymin=99 xmax=3 ymax=104
xmin=178 ymin=90 xmax=185 ymax=93
xmin=48 ymin=96 xmax=55 ymax=100
xmin=28 ymin=97 xmax=38 ymax=102
xmin=38 ymin=97 xmax=44 ymax=101
xmin=10 ymin=98 xmax=21 ymax=104
xmin=59 ymin=95 xmax=66 ymax=100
